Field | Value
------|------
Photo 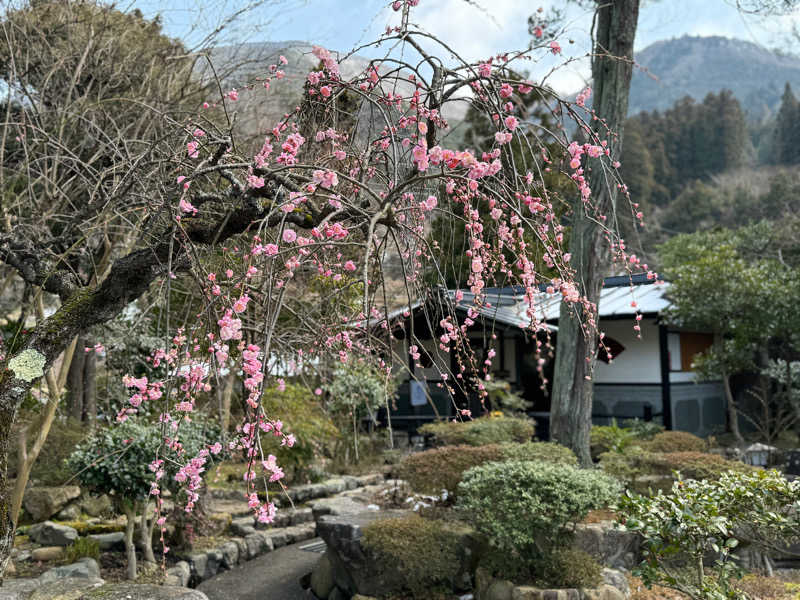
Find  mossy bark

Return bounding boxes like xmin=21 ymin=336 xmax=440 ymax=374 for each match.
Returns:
xmin=549 ymin=0 xmax=640 ymax=467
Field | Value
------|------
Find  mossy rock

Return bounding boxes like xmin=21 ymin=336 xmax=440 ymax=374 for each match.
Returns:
xmin=53 ymin=520 xmax=126 ymax=535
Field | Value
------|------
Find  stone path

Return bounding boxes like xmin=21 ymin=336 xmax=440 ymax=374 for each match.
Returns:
xmin=197 ymin=538 xmax=321 ymax=600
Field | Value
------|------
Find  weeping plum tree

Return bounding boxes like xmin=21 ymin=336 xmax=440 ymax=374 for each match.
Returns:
xmin=0 ymin=0 xmax=643 ymax=576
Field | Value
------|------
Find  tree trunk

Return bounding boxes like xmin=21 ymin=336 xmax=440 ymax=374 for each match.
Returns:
xmin=123 ymin=503 xmax=138 ymax=580
xmin=82 ymin=342 xmax=97 ymax=426
xmin=139 ymin=506 xmax=156 ymax=564
xmin=722 ymin=372 xmax=744 ymax=445
xmin=549 ymin=0 xmax=640 ymax=467
xmin=9 ymin=322 xmax=78 ymax=525
xmin=220 ymin=369 xmax=235 ymax=434
xmin=67 ymin=335 xmax=85 ymax=421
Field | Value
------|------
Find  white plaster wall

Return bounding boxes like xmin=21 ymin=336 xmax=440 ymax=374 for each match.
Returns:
xmin=593 ymin=319 xmax=661 ymax=384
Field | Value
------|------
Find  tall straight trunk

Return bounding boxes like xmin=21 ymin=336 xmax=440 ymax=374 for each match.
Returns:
xmin=549 ymin=0 xmax=640 ymax=467
xmin=67 ymin=335 xmax=85 ymax=421
xmin=722 ymin=372 xmax=743 ymax=444
xmin=82 ymin=343 xmax=97 ymax=426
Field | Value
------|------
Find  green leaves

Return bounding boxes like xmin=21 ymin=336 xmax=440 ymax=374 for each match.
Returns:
xmin=616 ymin=469 xmax=800 ymax=599
xmin=457 ymin=460 xmax=620 ymax=557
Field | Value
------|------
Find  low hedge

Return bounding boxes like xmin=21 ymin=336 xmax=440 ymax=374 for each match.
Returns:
xmin=498 ymin=441 xmax=577 ymax=466
xmin=397 ymin=442 xmax=577 ymax=496
xmin=600 ymin=448 xmax=751 ymax=485
xmin=641 ymin=431 xmax=706 ymax=454
xmin=397 ymin=444 xmax=503 ymax=496
xmin=418 ymin=415 xmax=535 ymax=447
xmin=362 ymin=514 xmax=473 ymax=598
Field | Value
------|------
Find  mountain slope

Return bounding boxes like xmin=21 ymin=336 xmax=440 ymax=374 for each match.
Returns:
xmin=629 ymin=35 xmax=800 ymax=120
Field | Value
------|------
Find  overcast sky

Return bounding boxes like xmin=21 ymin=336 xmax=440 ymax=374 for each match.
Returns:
xmin=130 ymin=0 xmax=799 ymax=93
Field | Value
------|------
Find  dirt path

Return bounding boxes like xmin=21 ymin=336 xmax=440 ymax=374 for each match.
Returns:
xmin=197 ymin=538 xmax=321 ymax=600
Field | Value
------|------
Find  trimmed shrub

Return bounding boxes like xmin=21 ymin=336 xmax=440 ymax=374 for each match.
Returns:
xmin=457 ymin=460 xmax=621 ymax=555
xmin=531 ymin=548 xmax=603 ymax=589
xmin=653 ymin=451 xmax=751 ymax=480
xmin=261 ymin=384 xmax=339 ymax=482
xmin=397 ymin=444 xmax=502 ymax=496
xmin=498 ymin=441 xmax=577 ymax=466
xmin=397 ymin=441 xmax=577 ymax=497
xmin=419 ymin=415 xmax=535 ymax=446
xmin=600 ymin=448 xmax=751 ymax=486
xmin=643 ymin=431 xmax=706 ymax=454
xmin=362 ymin=513 xmax=473 ymax=598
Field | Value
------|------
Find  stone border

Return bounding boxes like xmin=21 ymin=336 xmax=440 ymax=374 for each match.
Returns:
xmin=166 ymin=473 xmax=385 ymax=588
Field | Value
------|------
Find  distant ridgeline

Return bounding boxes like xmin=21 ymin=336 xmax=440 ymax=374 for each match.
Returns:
xmin=628 ymin=35 xmax=800 ymax=121
xmin=610 ymin=37 xmax=800 ymax=254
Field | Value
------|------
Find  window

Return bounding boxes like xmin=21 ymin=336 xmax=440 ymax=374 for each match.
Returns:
xmin=668 ymin=331 xmax=715 ymax=372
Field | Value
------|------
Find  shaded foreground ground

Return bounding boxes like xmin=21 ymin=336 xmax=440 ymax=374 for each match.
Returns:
xmin=197 ymin=538 xmax=320 ymax=600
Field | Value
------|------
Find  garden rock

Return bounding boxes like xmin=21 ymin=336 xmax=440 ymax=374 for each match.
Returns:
xmin=261 ymin=529 xmax=288 ymax=549
xmin=78 ymin=494 xmax=113 ymax=518
xmin=28 ymin=577 xmax=104 ymax=600
xmin=23 ymin=487 xmax=81 ymax=521
xmin=512 ymin=588 xmax=580 ymax=600
xmin=165 ymin=561 xmax=191 ymax=587
xmin=601 ymin=568 xmax=629 ymax=597
xmin=0 ymin=578 xmax=40 ymax=600
xmin=317 ymin=509 xmax=428 ymax=597
xmin=285 ymin=524 xmax=316 ymax=544
xmin=28 ymin=521 xmax=78 ymax=546
xmin=55 ymin=504 xmax=80 ymax=521
xmin=31 ymin=546 xmax=64 ymax=562
xmin=485 ymin=579 xmax=514 ymax=600
xmin=311 ymin=495 xmax=367 ymax=520
xmin=229 ymin=517 xmax=255 ymax=537
xmin=205 ymin=549 xmax=222 ymax=577
xmin=35 ymin=582 xmax=209 ymax=599
xmin=580 ymin=585 xmax=626 ymax=600
xmin=244 ymin=532 xmax=273 ymax=559
xmin=290 ymin=507 xmax=314 ymax=525
xmin=310 ymin=551 xmax=335 ymax=599
xmin=219 ymin=541 xmax=239 ymax=569
xmin=38 ymin=558 xmax=100 ymax=583
xmin=88 ymin=532 xmax=125 ymax=551
xmin=325 ymin=479 xmax=347 ymax=495
xmin=573 ymin=522 xmax=639 ymax=570
xmin=189 ymin=553 xmax=209 ymax=582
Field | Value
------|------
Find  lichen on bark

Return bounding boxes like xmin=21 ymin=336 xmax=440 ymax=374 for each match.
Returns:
xmin=7 ymin=349 xmax=46 ymax=382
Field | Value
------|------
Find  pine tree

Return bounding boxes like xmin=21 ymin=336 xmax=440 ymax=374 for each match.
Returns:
xmin=773 ymin=83 xmax=799 ymax=165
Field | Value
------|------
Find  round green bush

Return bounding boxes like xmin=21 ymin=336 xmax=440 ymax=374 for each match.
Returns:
xmin=67 ymin=418 xmax=217 ymax=502
xmin=499 ymin=441 xmax=577 ymax=466
xmin=457 ymin=460 xmax=621 ymax=554
xmin=362 ymin=514 xmax=473 ymax=598
xmin=419 ymin=416 xmax=535 ymax=447
xmin=643 ymin=431 xmax=706 ymax=453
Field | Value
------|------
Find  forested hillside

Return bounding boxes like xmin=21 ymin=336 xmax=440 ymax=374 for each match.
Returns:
xmin=620 ymin=85 xmax=800 ymax=257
